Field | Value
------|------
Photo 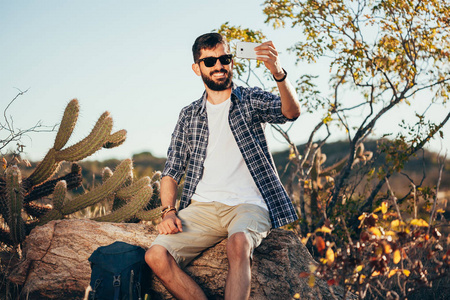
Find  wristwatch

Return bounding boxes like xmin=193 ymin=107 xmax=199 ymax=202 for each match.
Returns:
xmin=273 ymin=68 xmax=287 ymax=82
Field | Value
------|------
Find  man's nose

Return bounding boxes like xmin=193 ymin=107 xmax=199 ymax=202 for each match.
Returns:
xmin=213 ymin=59 xmax=223 ymax=68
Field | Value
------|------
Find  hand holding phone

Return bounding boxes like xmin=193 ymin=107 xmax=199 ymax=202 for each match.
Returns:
xmin=235 ymin=42 xmax=261 ymax=60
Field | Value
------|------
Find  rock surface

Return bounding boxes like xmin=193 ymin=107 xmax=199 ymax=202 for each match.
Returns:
xmin=9 ymin=219 xmax=352 ymax=299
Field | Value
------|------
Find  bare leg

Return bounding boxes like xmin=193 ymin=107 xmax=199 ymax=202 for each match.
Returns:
xmin=145 ymin=245 xmax=207 ymax=300
xmin=225 ymin=232 xmax=252 ymax=300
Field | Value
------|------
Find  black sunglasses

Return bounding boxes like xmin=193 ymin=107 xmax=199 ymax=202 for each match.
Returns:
xmin=197 ymin=54 xmax=233 ymax=67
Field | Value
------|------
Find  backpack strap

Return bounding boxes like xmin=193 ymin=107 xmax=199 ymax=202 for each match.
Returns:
xmin=136 ymin=282 xmax=142 ymax=300
xmin=129 ymin=270 xmax=134 ymax=299
xmin=113 ymin=274 xmax=121 ymax=300
xmin=91 ymin=279 xmax=102 ymax=300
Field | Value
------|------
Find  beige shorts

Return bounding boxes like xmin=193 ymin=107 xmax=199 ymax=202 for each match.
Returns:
xmin=150 ymin=201 xmax=272 ymax=268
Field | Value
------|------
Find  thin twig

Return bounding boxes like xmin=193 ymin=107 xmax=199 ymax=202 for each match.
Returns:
xmin=428 ymin=152 xmax=447 ymax=235
xmin=385 ymin=178 xmax=403 ymax=223
xmin=1 ymin=89 xmax=57 ymax=155
xmin=3 ymin=88 xmax=29 ymax=132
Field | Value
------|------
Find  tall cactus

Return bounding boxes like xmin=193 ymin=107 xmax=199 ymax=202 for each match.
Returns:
xmin=5 ymin=166 xmax=26 ymax=245
xmin=26 ymin=99 xmax=123 ymax=188
xmin=0 ymin=99 xmax=162 ymax=246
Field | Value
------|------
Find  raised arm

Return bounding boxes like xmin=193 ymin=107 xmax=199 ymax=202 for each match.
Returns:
xmin=255 ymin=41 xmax=301 ymax=120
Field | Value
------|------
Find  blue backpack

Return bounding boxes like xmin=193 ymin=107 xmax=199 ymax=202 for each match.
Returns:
xmin=88 ymin=241 xmax=150 ymax=300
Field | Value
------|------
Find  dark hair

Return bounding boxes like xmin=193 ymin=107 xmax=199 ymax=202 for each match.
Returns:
xmin=192 ymin=33 xmax=230 ymax=63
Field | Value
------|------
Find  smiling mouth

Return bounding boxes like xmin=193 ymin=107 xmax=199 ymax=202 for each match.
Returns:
xmin=211 ymin=69 xmax=227 ymax=75
xmin=213 ymin=72 xmax=225 ymax=78
xmin=210 ymin=70 xmax=227 ymax=80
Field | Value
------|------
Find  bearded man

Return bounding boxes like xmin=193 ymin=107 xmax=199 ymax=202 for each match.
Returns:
xmin=145 ymin=32 xmax=301 ymax=300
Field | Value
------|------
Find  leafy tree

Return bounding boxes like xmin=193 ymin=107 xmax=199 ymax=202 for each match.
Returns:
xmin=219 ymin=1 xmax=450 ymax=297
xmin=219 ymin=0 xmax=450 ymax=235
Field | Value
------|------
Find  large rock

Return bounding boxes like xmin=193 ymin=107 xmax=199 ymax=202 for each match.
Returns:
xmin=9 ymin=219 xmax=351 ymax=299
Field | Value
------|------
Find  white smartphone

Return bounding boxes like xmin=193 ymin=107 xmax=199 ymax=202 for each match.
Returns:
xmin=235 ymin=41 xmax=261 ymax=59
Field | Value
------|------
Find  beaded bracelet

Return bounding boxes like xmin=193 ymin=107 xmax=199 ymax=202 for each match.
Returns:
xmin=160 ymin=205 xmax=177 ymax=219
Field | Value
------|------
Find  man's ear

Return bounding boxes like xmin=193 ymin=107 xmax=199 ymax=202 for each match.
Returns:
xmin=192 ymin=63 xmax=201 ymax=76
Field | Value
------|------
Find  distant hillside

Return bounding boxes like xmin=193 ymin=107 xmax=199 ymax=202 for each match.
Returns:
xmin=74 ymin=151 xmax=166 ymax=187
xmin=131 ymin=151 xmax=166 ymax=177
xmin=272 ymin=140 xmax=450 ymax=194
xmin=19 ymin=140 xmax=448 ymax=195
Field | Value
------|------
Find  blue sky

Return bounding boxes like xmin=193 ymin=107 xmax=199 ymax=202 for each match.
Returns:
xmin=1 ymin=1 xmax=448 ymax=162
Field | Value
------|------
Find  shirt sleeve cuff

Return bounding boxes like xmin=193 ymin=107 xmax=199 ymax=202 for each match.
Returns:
xmin=161 ymin=168 xmax=183 ymax=184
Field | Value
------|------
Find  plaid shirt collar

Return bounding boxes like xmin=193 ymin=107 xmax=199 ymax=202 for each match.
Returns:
xmin=195 ymin=83 xmax=243 ymax=116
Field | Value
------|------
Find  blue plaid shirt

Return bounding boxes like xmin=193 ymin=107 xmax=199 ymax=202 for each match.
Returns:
xmin=162 ymin=84 xmax=298 ymax=228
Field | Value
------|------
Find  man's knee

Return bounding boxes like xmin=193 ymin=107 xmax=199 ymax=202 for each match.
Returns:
xmin=227 ymin=232 xmax=251 ymax=260
xmin=145 ymin=245 xmax=172 ymax=272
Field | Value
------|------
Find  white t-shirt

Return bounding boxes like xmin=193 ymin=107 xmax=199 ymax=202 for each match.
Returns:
xmin=192 ymin=98 xmax=268 ymax=211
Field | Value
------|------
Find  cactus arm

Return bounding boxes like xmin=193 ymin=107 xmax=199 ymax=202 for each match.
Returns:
xmin=26 ymin=149 xmax=59 ymax=188
xmin=116 ymin=177 xmax=151 ymax=200
xmin=54 ymin=99 xmax=79 ymax=151
xmin=38 ymin=209 xmax=64 ymax=226
xmin=52 ymin=180 xmax=67 ymax=211
xmin=103 ymin=129 xmax=127 ymax=149
xmin=61 ymin=159 xmax=133 ymax=215
xmin=93 ymin=185 xmax=153 ymax=222
xmin=101 ymin=167 xmax=115 ymax=204
xmin=135 ymin=207 xmax=161 ymax=221
xmin=24 ymin=163 xmax=82 ymax=204
xmin=151 ymin=171 xmax=162 ymax=182
xmin=23 ymin=202 xmax=52 ymax=218
xmin=5 ymin=166 xmax=26 ymax=244
xmin=102 ymin=167 xmax=113 ymax=182
xmin=56 ymin=112 xmax=113 ymax=162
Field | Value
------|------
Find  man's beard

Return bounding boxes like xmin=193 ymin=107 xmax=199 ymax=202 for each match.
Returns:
xmin=201 ymin=68 xmax=233 ymax=91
